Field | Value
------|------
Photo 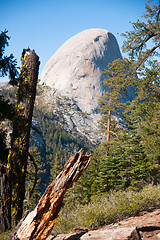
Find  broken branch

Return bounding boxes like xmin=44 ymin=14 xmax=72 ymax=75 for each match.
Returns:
xmin=10 ymin=149 xmax=91 ymax=240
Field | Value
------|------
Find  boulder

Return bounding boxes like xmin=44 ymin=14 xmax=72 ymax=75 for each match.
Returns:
xmin=50 ymin=208 xmax=160 ymax=240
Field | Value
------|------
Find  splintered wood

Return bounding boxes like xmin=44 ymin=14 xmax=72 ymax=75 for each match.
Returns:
xmin=11 ymin=149 xmax=90 ymax=240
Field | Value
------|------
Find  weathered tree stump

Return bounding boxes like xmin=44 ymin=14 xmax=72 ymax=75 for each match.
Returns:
xmin=10 ymin=149 xmax=90 ymax=240
xmin=8 ymin=49 xmax=40 ymax=226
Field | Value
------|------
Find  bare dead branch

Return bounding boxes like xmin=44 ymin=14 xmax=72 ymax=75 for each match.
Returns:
xmin=10 ymin=149 xmax=91 ymax=240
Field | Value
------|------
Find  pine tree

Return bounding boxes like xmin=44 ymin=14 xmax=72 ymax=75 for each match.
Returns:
xmin=0 ymin=30 xmax=18 ymax=164
xmin=125 ymin=61 xmax=160 ymax=184
xmin=121 ymin=0 xmax=160 ymax=67
xmin=95 ymin=130 xmax=151 ymax=192
xmin=121 ymin=0 xmax=160 ymax=183
xmin=94 ymin=0 xmax=160 ymax=193
xmin=98 ymin=58 xmax=135 ymax=142
xmin=50 ymin=153 xmax=63 ymax=182
xmin=87 ymin=145 xmax=103 ymax=196
xmin=0 ymin=95 xmax=14 ymax=163
xmin=0 ymin=30 xmax=19 ymax=232
xmin=24 ymin=147 xmax=45 ymax=211
xmin=0 ymin=30 xmax=19 ymax=85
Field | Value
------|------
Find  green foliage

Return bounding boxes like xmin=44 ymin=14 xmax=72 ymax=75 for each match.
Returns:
xmin=86 ymin=146 xmax=103 ymax=197
xmin=64 ymin=169 xmax=92 ymax=206
xmin=33 ymin=107 xmax=93 ymax=183
xmin=0 ymin=30 xmax=19 ymax=85
xmin=98 ymin=58 xmax=135 ymax=140
xmin=1 ymin=3 xmax=159 ymax=231
xmin=0 ymin=95 xmax=14 ymax=122
xmin=0 ymin=30 xmax=18 ymax=164
xmin=24 ymin=147 xmax=46 ymax=211
xmin=90 ymin=0 xmax=160 ymax=196
xmin=95 ymin=134 xmax=150 ymax=192
xmin=50 ymin=153 xmax=62 ymax=182
xmin=125 ymin=60 xmax=160 ymax=166
xmin=1 ymin=86 xmax=94 ymax=199
xmin=0 ymin=228 xmax=15 ymax=240
xmin=52 ymin=184 xmax=160 ymax=234
xmin=121 ymin=0 xmax=160 ymax=66
xmin=0 ymin=95 xmax=14 ymax=163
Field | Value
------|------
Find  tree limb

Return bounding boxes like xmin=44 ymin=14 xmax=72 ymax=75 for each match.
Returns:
xmin=10 ymin=149 xmax=91 ymax=240
xmin=27 ymin=152 xmax=38 ymax=207
xmin=31 ymin=125 xmax=42 ymax=135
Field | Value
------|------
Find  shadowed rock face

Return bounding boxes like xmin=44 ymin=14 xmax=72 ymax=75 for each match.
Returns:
xmin=40 ymin=29 xmax=122 ymax=114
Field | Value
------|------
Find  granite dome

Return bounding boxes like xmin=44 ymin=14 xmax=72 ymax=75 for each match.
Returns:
xmin=40 ymin=28 xmax=122 ymax=114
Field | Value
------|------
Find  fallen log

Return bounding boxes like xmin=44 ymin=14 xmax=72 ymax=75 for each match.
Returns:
xmin=10 ymin=149 xmax=90 ymax=240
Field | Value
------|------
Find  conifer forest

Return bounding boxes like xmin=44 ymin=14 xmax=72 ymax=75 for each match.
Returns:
xmin=0 ymin=1 xmax=160 ymax=238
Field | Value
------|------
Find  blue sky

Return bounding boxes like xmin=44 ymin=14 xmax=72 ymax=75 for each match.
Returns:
xmin=0 ymin=0 xmax=153 ymax=82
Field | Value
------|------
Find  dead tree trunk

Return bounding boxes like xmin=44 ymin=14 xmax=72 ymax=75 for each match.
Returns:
xmin=8 ymin=49 xmax=40 ymax=226
xmin=10 ymin=149 xmax=90 ymax=240
xmin=107 ymin=106 xmax=111 ymax=143
xmin=0 ymin=164 xmax=11 ymax=233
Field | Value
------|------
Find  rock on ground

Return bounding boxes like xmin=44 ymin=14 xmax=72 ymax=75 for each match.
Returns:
xmin=49 ymin=208 xmax=160 ymax=240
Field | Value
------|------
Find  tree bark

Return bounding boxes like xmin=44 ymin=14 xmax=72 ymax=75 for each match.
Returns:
xmin=7 ymin=49 xmax=40 ymax=226
xmin=10 ymin=149 xmax=90 ymax=240
xmin=107 ymin=98 xmax=111 ymax=143
xmin=0 ymin=164 xmax=11 ymax=232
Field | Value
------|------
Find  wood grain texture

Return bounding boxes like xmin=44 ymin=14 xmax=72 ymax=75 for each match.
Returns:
xmin=10 ymin=149 xmax=90 ymax=240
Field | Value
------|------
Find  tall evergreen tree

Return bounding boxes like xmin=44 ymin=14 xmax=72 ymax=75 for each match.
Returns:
xmin=98 ymin=58 xmax=135 ymax=143
xmin=50 ymin=153 xmax=63 ymax=182
xmin=96 ymin=133 xmax=150 ymax=192
xmin=122 ymin=0 xmax=160 ymax=67
xmin=0 ymin=30 xmax=19 ymax=164
xmin=92 ymin=0 xmax=160 ymax=193
xmin=0 ymin=95 xmax=14 ymax=163
xmin=0 ymin=30 xmax=19 ymax=232
xmin=25 ymin=147 xmax=45 ymax=211
xmin=122 ymin=0 xmax=160 ymax=183
xmin=0 ymin=30 xmax=19 ymax=85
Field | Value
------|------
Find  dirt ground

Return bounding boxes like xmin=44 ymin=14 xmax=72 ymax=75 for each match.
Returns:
xmin=49 ymin=208 xmax=160 ymax=240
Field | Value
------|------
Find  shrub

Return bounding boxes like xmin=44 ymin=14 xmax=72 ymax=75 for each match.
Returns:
xmin=52 ymin=184 xmax=160 ymax=235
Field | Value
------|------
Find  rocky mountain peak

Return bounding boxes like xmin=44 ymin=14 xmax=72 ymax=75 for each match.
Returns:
xmin=39 ymin=29 xmax=122 ymax=114
xmin=38 ymin=29 xmax=134 ymax=142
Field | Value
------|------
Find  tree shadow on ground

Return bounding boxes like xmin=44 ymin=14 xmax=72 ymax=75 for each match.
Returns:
xmin=51 ymin=229 xmax=88 ymax=240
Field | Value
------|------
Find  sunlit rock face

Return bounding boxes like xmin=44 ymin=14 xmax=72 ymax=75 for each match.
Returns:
xmin=39 ymin=29 xmax=134 ymax=142
xmin=40 ymin=29 xmax=122 ymax=114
